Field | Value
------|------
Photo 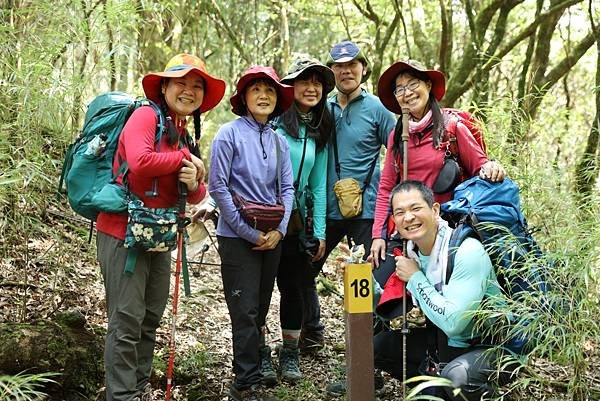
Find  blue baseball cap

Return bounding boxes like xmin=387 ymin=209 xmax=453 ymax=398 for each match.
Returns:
xmin=326 ymin=41 xmax=370 ymax=82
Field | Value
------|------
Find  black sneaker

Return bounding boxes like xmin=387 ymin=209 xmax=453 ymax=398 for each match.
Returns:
xmin=279 ymin=346 xmax=302 ymax=383
xmin=229 ymin=384 xmax=277 ymax=401
xmin=298 ymin=330 xmax=324 ymax=354
xmin=325 ymin=370 xmax=384 ymax=397
xmin=259 ymin=346 xmax=278 ymax=386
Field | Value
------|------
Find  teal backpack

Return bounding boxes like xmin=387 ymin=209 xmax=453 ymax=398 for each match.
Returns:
xmin=59 ymin=92 xmax=164 ymax=221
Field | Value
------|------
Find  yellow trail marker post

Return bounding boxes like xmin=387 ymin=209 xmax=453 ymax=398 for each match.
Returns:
xmin=344 ymin=262 xmax=374 ymax=401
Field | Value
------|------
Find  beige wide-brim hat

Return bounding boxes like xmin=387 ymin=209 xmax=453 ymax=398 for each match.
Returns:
xmin=281 ymin=57 xmax=336 ymax=95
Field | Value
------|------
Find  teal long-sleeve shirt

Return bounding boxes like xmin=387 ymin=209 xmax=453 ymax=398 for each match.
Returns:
xmin=326 ymin=89 xmax=396 ymax=220
xmin=276 ymin=124 xmax=328 ymax=240
xmin=406 ymin=237 xmax=502 ymax=348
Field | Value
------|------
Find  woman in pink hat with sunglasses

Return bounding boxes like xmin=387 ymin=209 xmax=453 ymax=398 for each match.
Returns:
xmin=96 ymin=53 xmax=225 ymax=401
xmin=208 ymin=66 xmax=295 ymax=401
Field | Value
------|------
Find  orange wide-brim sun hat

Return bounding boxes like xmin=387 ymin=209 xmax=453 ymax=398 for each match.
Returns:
xmin=229 ymin=65 xmax=294 ymax=117
xmin=142 ymin=53 xmax=226 ymax=113
xmin=377 ymin=59 xmax=446 ymax=115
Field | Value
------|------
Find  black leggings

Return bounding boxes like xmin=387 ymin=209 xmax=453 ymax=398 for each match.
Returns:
xmin=374 ymin=329 xmax=517 ymax=401
xmin=276 ymin=235 xmax=313 ymax=330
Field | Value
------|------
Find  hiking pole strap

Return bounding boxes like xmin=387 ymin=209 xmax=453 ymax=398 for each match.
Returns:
xmin=124 ymin=250 xmax=138 ymax=275
xmin=182 ymin=244 xmax=191 ymax=296
xmin=178 ymin=182 xmax=191 ymax=296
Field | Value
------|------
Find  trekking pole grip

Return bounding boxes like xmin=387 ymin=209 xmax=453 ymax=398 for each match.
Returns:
xmin=401 ymin=107 xmax=410 ymax=181
xmin=178 ymin=182 xmax=190 ymax=228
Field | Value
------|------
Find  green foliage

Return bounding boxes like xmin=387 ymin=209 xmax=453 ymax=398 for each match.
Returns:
xmin=467 ymin=95 xmax=600 ymax=401
xmin=274 ymin=378 xmax=319 ymax=401
xmin=405 ymin=375 xmax=465 ymax=401
xmin=0 ymin=372 xmax=58 ymax=401
xmin=0 ymin=1 xmax=597 ymax=399
xmin=153 ymin=344 xmax=214 ymax=384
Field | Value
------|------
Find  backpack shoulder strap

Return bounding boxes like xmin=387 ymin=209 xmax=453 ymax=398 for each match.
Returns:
xmin=445 ymin=218 xmax=480 ymax=284
xmin=140 ymin=98 xmax=166 ymax=144
xmin=443 ymin=111 xmax=460 ymax=158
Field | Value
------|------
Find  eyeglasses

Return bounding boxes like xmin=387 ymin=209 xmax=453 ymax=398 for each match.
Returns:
xmin=393 ymin=80 xmax=421 ymax=97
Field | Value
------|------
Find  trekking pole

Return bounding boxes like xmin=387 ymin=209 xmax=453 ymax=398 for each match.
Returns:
xmin=165 ymin=182 xmax=190 ymax=401
xmin=400 ymin=107 xmax=410 ymax=400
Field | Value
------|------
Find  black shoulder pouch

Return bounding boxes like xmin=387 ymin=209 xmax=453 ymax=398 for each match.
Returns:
xmin=432 ymin=158 xmax=461 ymax=194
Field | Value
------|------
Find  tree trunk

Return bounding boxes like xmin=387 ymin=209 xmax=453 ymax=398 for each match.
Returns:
xmin=444 ymin=0 xmax=582 ymax=106
xmin=438 ymin=0 xmax=452 ymax=74
xmin=280 ymin=1 xmax=290 ymax=75
xmin=574 ymin=8 xmax=600 ymax=208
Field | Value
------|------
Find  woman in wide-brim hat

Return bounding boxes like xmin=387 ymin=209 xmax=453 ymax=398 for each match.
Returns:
xmin=208 ymin=65 xmax=295 ymax=400
xmin=370 ymin=59 xmax=506 ymax=268
xmin=270 ymin=56 xmax=335 ymax=383
xmin=96 ymin=53 xmax=225 ymax=401
xmin=367 ymin=59 xmax=507 ymax=398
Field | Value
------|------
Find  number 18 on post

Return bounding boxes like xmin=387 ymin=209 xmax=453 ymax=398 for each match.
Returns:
xmin=343 ymin=263 xmax=372 ymax=314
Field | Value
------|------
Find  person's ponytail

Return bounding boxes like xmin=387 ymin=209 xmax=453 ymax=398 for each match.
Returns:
xmin=189 ymin=109 xmax=202 ymax=158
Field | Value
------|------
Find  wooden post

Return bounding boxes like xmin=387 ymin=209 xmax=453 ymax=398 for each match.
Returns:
xmin=344 ymin=262 xmax=374 ymax=401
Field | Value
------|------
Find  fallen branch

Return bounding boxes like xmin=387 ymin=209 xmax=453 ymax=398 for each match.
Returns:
xmin=0 ymin=280 xmax=38 ymax=289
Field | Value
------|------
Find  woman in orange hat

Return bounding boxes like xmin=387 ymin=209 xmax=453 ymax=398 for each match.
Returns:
xmin=209 ymin=65 xmax=295 ymax=401
xmin=370 ymin=60 xmax=505 ymax=269
xmin=96 ymin=53 xmax=225 ymax=401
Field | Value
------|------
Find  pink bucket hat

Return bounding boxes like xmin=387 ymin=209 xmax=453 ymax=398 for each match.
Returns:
xmin=229 ymin=65 xmax=294 ymax=117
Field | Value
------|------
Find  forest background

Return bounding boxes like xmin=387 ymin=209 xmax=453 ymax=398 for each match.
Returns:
xmin=0 ymin=0 xmax=599 ymax=400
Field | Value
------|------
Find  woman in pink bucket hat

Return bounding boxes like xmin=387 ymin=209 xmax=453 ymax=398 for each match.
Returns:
xmin=96 ymin=53 xmax=225 ymax=401
xmin=209 ymin=65 xmax=295 ymax=401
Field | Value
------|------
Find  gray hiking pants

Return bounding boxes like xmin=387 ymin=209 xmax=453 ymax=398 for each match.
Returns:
xmin=97 ymin=232 xmax=171 ymax=401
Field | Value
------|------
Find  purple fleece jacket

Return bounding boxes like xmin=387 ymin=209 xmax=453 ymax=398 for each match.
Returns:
xmin=209 ymin=116 xmax=294 ymax=244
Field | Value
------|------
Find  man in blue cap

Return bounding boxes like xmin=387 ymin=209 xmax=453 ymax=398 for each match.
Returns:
xmin=299 ymin=40 xmax=396 ymax=352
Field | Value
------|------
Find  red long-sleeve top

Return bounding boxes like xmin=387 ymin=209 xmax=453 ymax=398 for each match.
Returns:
xmin=372 ymin=118 xmax=487 ymax=239
xmin=96 ymin=106 xmax=206 ymax=240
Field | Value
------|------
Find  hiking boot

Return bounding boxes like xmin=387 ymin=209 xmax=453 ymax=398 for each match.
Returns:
xmin=298 ymin=330 xmax=324 ymax=354
xmin=228 ymin=384 xmax=277 ymax=401
xmin=259 ymin=346 xmax=278 ymax=386
xmin=279 ymin=346 xmax=302 ymax=383
xmin=325 ymin=369 xmax=384 ymax=397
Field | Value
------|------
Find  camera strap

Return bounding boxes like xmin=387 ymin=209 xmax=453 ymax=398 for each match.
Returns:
xmin=294 ymin=132 xmax=309 ymax=191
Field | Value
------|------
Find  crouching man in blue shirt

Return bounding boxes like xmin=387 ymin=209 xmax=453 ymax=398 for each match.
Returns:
xmin=374 ymin=180 xmax=517 ymax=401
